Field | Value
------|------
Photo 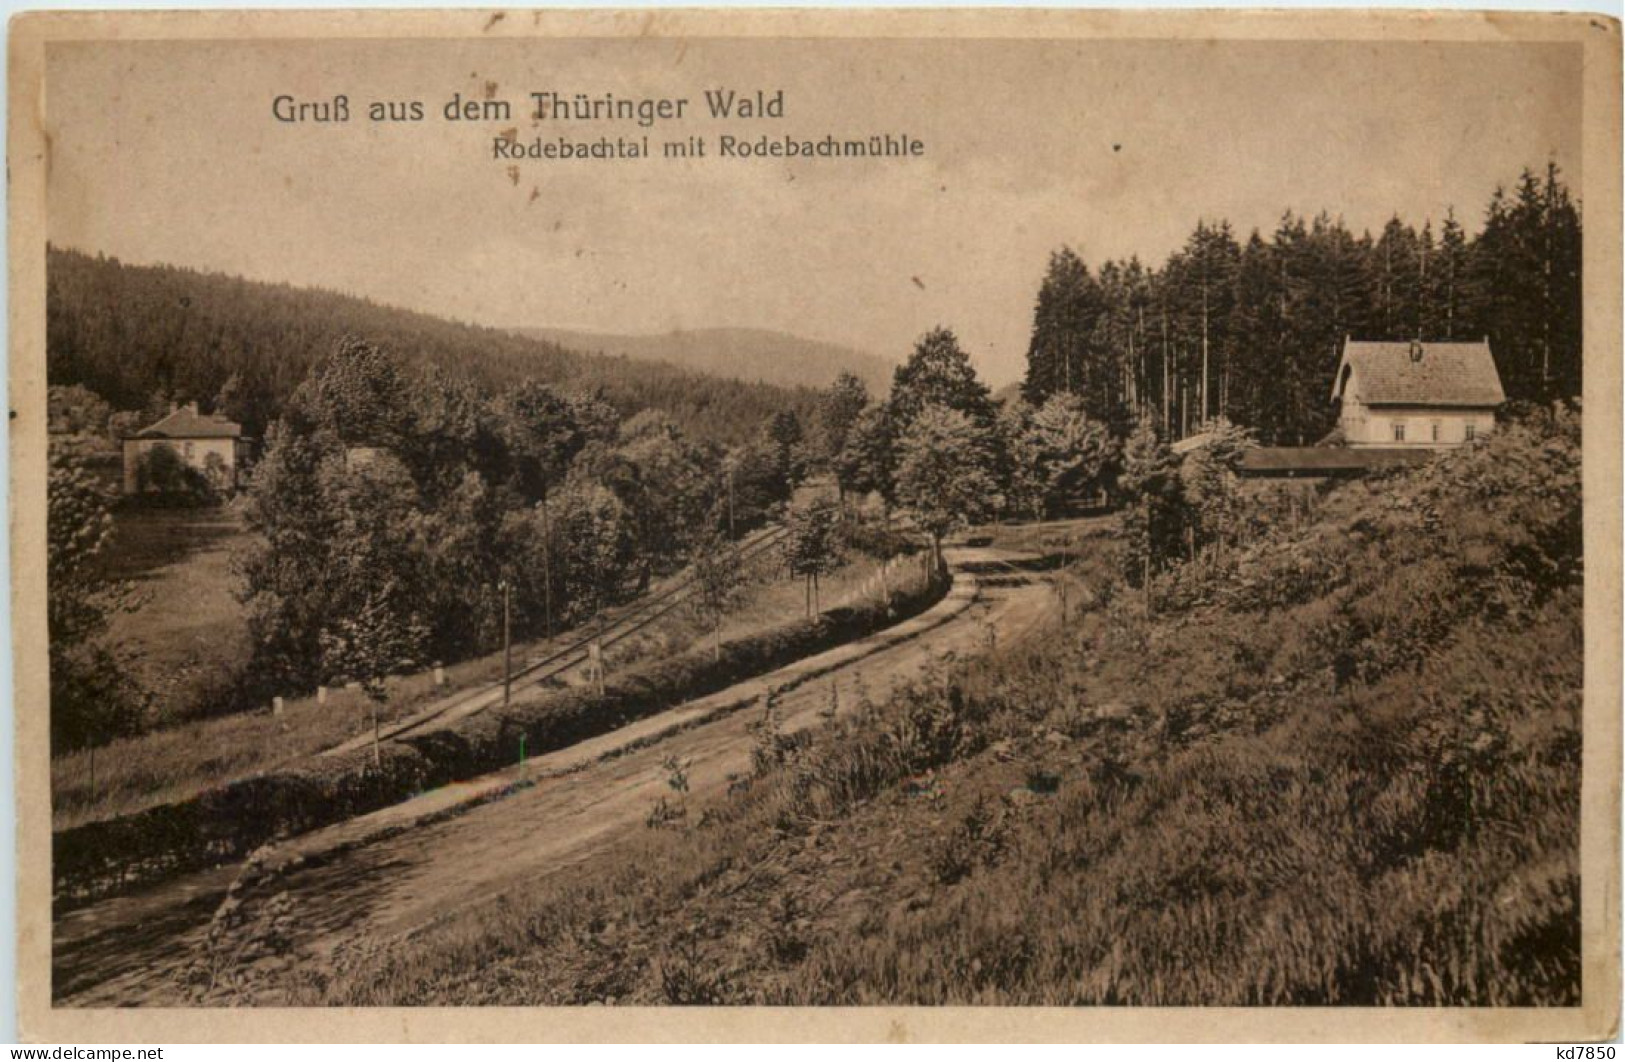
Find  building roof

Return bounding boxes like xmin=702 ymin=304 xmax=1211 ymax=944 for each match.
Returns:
xmin=1332 ymin=339 xmax=1505 ymax=408
xmin=1171 ymin=430 xmax=1217 ymax=455
xmin=134 ymin=404 xmax=243 ymax=440
xmin=1238 ymin=447 xmax=1435 ymax=476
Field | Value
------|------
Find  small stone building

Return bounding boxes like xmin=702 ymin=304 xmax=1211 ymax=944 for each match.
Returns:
xmin=1331 ymin=338 xmax=1505 ymax=448
xmin=121 ymin=402 xmax=250 ymax=494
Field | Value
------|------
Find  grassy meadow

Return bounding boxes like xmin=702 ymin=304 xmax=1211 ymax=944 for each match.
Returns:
xmin=97 ymin=504 xmax=255 ymax=727
xmin=287 ymin=407 xmax=1581 ymax=1007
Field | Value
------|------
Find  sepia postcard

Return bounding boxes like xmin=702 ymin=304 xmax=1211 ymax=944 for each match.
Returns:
xmin=8 ymin=6 xmax=1622 ymax=1044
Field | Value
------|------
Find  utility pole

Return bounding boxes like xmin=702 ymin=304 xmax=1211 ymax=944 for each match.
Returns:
xmin=501 ymin=579 xmax=512 ymax=706
xmin=1143 ymin=499 xmax=1154 ymax=616
xmin=1059 ymin=535 xmax=1071 ymax=628
xmin=589 ymin=639 xmax=605 ymax=696
xmin=542 ymin=494 xmax=554 ymax=640
xmin=1200 ymin=281 xmax=1210 ymax=426
xmin=727 ymin=464 xmax=736 ymax=542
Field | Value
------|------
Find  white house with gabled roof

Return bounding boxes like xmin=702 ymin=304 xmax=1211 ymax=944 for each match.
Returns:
xmin=121 ymin=402 xmax=251 ymax=493
xmin=1331 ymin=338 xmax=1505 ymax=448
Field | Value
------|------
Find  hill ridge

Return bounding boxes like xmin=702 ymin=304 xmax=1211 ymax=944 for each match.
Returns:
xmin=517 ymin=325 xmax=895 ymax=393
xmin=47 ymin=246 xmax=816 ymax=447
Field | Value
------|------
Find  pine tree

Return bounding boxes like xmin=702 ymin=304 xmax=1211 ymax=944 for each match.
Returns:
xmin=1543 ymin=163 xmax=1584 ymax=397
xmin=1371 ymin=216 xmax=1422 ymax=339
xmin=767 ymin=409 xmax=808 ymax=487
xmin=1185 ymin=222 xmax=1240 ymax=425
xmin=1434 ymin=208 xmax=1475 ymax=341
xmin=1226 ymin=231 xmax=1288 ymax=443
xmin=1092 ymin=258 xmax=1150 ymax=436
xmin=1415 ymin=220 xmax=1441 ymax=339
xmin=1022 ymin=248 xmax=1106 ymax=410
xmin=888 ymin=326 xmax=999 ymax=433
xmin=1470 ymin=166 xmax=1582 ymax=401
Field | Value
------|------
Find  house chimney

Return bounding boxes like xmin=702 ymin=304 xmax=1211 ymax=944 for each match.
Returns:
xmin=185 ymin=401 xmax=199 ymax=415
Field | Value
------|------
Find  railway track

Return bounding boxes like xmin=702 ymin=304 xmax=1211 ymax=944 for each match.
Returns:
xmin=317 ymin=523 xmax=791 ymax=757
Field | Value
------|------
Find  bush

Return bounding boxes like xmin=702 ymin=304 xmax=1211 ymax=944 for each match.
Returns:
xmin=132 ymin=444 xmax=219 ymax=506
xmin=834 ymin=510 xmax=916 ymax=561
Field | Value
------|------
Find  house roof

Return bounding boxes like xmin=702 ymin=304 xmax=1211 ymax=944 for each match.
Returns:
xmin=1238 ymin=447 xmax=1435 ymax=476
xmin=1332 ymin=339 xmax=1505 ymax=408
xmin=134 ymin=405 xmax=243 ymax=440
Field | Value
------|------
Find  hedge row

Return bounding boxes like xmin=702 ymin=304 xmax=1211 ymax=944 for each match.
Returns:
xmin=54 ymin=575 xmax=947 ymax=910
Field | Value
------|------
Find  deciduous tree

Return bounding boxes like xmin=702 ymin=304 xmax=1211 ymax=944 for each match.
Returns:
xmin=783 ymin=499 xmax=843 ymax=616
xmin=48 ymin=452 xmax=148 ymax=751
xmin=817 ymin=372 xmax=870 ymax=498
xmin=894 ymin=404 xmax=1003 ymax=570
xmin=688 ymin=526 xmax=747 ymax=658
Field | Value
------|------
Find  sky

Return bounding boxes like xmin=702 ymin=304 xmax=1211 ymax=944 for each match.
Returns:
xmin=45 ymin=36 xmax=1581 ymax=387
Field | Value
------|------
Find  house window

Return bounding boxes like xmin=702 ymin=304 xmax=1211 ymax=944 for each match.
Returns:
xmin=1431 ymin=422 xmax=1441 ymax=443
xmin=1464 ymin=423 xmax=1476 ymax=442
xmin=183 ymin=440 xmax=195 ymax=459
xmin=1392 ymin=422 xmax=1406 ymax=443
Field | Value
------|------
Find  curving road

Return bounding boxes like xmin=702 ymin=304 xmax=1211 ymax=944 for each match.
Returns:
xmin=53 ymin=542 xmax=1058 ymax=1007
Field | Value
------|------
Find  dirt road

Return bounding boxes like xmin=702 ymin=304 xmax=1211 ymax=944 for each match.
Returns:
xmin=53 ymin=544 xmax=1057 ymax=1006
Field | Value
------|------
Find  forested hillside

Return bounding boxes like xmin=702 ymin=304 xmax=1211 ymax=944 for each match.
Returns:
xmin=1023 ymin=164 xmax=1582 ymax=444
xmin=46 ymin=247 xmax=819 ymax=446
xmin=519 ymin=326 xmax=896 ymax=393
